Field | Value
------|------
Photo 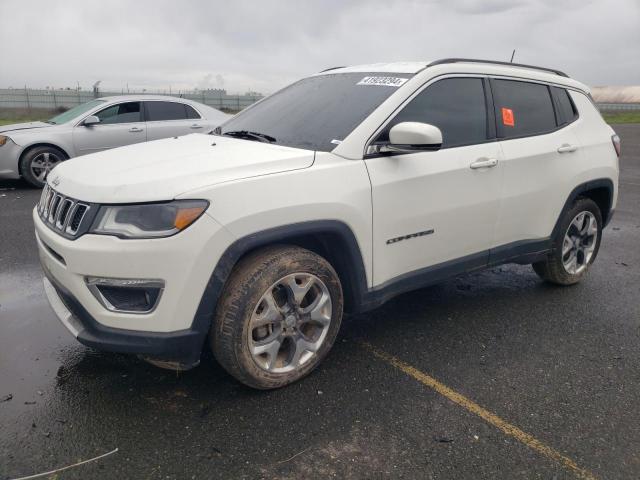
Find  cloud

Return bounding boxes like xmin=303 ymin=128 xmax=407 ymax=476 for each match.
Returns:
xmin=440 ymin=0 xmax=526 ymax=15
xmin=1 ymin=0 xmax=638 ymax=94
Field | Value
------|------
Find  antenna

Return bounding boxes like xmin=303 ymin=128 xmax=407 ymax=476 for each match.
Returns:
xmin=510 ymin=49 xmax=516 ymax=63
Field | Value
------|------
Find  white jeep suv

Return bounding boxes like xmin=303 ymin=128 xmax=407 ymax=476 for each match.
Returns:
xmin=35 ymin=59 xmax=620 ymax=389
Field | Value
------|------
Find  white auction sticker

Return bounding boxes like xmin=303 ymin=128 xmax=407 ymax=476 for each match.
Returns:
xmin=357 ymin=76 xmax=408 ymax=87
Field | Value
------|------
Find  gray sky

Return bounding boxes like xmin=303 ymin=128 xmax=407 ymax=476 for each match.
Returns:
xmin=2 ymin=0 xmax=639 ymax=94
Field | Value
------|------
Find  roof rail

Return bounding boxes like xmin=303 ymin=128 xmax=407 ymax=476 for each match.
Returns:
xmin=319 ymin=66 xmax=347 ymax=73
xmin=427 ymin=58 xmax=569 ymax=78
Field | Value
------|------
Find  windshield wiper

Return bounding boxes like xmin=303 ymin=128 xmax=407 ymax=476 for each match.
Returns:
xmin=222 ymin=130 xmax=276 ymax=143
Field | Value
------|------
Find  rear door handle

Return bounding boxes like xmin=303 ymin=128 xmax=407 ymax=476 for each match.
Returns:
xmin=129 ymin=127 xmax=143 ymax=133
xmin=557 ymin=144 xmax=577 ymax=153
xmin=470 ymin=158 xmax=498 ymax=170
xmin=190 ymin=124 xmax=203 ymax=129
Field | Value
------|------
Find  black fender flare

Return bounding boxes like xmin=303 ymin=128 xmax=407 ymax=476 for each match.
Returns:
xmin=550 ymin=178 xmax=615 ymax=241
xmin=189 ymin=220 xmax=369 ymax=345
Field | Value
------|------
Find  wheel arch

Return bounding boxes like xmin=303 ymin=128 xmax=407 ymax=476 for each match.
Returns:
xmin=190 ymin=220 xmax=369 ymax=345
xmin=18 ymin=142 xmax=70 ymax=176
xmin=552 ymin=178 xmax=615 ymax=239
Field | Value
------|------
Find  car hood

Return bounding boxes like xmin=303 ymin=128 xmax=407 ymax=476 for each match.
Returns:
xmin=0 ymin=121 xmax=52 ymax=134
xmin=49 ymin=134 xmax=315 ymax=203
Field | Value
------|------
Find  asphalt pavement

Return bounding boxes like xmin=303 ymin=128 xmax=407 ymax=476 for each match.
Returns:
xmin=1 ymin=125 xmax=639 ymax=479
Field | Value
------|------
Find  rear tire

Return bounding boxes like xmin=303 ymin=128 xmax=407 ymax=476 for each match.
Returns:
xmin=532 ymin=198 xmax=602 ymax=285
xmin=211 ymin=245 xmax=343 ymax=389
xmin=20 ymin=145 xmax=67 ymax=188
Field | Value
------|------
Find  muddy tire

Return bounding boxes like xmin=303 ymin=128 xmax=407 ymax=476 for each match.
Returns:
xmin=211 ymin=245 xmax=343 ymax=389
xmin=533 ymin=197 xmax=602 ymax=285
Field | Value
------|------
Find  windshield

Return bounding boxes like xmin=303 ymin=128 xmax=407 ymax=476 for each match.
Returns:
xmin=47 ymin=99 xmax=106 ymax=124
xmin=218 ymin=72 xmax=413 ymax=151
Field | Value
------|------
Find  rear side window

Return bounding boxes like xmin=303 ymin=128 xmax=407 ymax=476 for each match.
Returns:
xmin=492 ymin=80 xmax=556 ymax=138
xmin=551 ymin=87 xmax=578 ymax=125
xmin=95 ymin=102 xmax=141 ymax=124
xmin=377 ymin=77 xmax=488 ymax=148
xmin=145 ymin=102 xmax=188 ymax=121
xmin=185 ymin=105 xmax=201 ymax=119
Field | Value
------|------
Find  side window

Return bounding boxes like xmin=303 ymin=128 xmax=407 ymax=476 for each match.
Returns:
xmin=551 ymin=87 xmax=578 ymax=125
xmin=185 ymin=105 xmax=201 ymax=119
xmin=492 ymin=80 xmax=556 ymax=138
xmin=95 ymin=102 xmax=141 ymax=124
xmin=377 ymin=77 xmax=488 ymax=148
xmin=145 ymin=102 xmax=188 ymax=121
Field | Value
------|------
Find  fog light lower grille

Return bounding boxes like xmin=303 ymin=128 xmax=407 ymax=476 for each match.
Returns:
xmin=85 ymin=277 xmax=164 ymax=313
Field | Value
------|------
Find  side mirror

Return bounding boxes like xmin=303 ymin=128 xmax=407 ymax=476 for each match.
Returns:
xmin=83 ymin=115 xmax=100 ymax=126
xmin=381 ymin=122 xmax=442 ymax=153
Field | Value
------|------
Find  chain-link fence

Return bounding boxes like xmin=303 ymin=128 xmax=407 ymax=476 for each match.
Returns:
xmin=0 ymin=88 xmax=263 ymax=113
xmin=1 ymin=87 xmax=638 ymax=117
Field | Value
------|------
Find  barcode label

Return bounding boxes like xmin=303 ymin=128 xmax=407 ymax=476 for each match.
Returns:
xmin=356 ymin=76 xmax=408 ymax=87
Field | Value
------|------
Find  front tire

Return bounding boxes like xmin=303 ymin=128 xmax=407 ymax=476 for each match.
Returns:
xmin=211 ymin=245 xmax=344 ymax=389
xmin=20 ymin=145 xmax=67 ymax=188
xmin=533 ymin=197 xmax=602 ymax=285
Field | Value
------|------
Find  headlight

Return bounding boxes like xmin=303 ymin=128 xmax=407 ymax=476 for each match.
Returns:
xmin=90 ymin=200 xmax=209 ymax=239
xmin=0 ymin=135 xmax=9 ymax=147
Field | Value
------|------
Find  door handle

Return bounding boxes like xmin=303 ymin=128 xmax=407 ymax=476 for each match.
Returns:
xmin=129 ymin=127 xmax=143 ymax=133
xmin=190 ymin=124 xmax=203 ymax=129
xmin=557 ymin=144 xmax=577 ymax=153
xmin=470 ymin=158 xmax=498 ymax=170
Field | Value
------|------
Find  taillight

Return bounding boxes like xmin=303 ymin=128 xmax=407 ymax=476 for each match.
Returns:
xmin=612 ymin=134 xmax=621 ymax=157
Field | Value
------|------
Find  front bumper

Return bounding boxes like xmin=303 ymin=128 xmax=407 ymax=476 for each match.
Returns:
xmin=43 ymin=271 xmax=203 ymax=368
xmin=35 ymin=206 xmax=235 ymax=367
xmin=0 ymin=138 xmax=23 ymax=179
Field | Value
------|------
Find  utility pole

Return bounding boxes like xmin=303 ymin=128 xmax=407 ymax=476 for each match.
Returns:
xmin=24 ymin=85 xmax=31 ymax=112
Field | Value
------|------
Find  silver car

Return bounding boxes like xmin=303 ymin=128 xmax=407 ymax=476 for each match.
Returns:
xmin=0 ymin=95 xmax=229 ymax=187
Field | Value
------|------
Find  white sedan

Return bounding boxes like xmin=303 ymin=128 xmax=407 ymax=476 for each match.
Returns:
xmin=0 ymin=95 xmax=229 ymax=187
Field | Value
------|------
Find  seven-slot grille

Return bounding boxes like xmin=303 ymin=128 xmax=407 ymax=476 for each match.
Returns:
xmin=38 ymin=184 xmax=90 ymax=237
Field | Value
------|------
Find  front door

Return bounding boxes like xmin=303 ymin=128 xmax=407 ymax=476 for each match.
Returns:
xmin=72 ymin=101 xmax=146 ymax=156
xmin=365 ymin=77 xmax=502 ymax=286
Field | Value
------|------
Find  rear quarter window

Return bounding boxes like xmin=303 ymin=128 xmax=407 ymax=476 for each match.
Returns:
xmin=551 ymin=86 xmax=578 ymax=125
xmin=185 ymin=105 xmax=201 ymax=119
xmin=492 ymin=79 xmax=556 ymax=138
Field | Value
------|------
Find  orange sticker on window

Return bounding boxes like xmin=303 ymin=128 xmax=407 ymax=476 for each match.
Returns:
xmin=502 ymin=107 xmax=515 ymax=127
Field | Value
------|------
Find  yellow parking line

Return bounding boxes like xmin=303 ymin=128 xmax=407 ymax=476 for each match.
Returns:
xmin=360 ymin=341 xmax=598 ymax=480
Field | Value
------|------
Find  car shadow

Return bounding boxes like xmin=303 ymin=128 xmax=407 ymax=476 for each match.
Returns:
xmin=0 ymin=178 xmax=35 ymax=189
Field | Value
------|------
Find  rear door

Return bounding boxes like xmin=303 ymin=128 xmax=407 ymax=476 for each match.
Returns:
xmin=491 ymin=79 xmax=583 ymax=249
xmin=72 ymin=101 xmax=146 ymax=155
xmin=365 ymin=76 xmax=502 ymax=286
xmin=143 ymin=101 xmax=203 ymax=141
